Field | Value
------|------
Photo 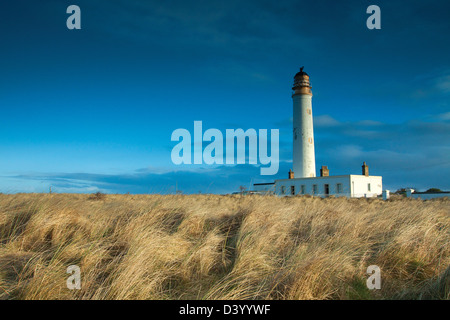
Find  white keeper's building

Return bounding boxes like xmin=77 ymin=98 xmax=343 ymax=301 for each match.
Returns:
xmin=253 ymin=67 xmax=383 ymax=198
xmin=254 ymin=169 xmax=383 ymax=198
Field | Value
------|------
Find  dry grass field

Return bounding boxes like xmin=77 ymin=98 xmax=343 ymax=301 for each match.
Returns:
xmin=0 ymin=193 xmax=448 ymax=300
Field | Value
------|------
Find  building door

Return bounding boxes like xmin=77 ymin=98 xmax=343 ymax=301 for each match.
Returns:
xmin=324 ymin=184 xmax=329 ymax=196
xmin=291 ymin=186 xmax=295 ymax=195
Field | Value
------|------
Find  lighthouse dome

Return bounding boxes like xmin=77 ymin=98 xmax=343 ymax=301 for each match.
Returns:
xmin=294 ymin=67 xmax=309 ymax=79
xmin=292 ymin=66 xmax=312 ymax=95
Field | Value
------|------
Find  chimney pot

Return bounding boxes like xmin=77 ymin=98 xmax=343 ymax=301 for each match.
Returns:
xmin=320 ymin=166 xmax=329 ymax=177
xmin=362 ymin=162 xmax=369 ymax=176
xmin=288 ymin=169 xmax=294 ymax=179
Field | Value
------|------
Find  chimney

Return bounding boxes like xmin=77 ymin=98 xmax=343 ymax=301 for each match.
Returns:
xmin=320 ymin=166 xmax=329 ymax=177
xmin=362 ymin=162 xmax=369 ymax=176
xmin=288 ymin=169 xmax=294 ymax=179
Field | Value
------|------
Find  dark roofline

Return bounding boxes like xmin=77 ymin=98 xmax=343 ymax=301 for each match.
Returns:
xmin=253 ymin=182 xmax=275 ymax=186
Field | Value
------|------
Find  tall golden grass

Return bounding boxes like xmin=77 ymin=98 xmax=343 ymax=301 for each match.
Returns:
xmin=0 ymin=193 xmax=448 ymax=300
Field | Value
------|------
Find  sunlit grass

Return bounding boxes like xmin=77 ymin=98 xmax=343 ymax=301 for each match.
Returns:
xmin=0 ymin=193 xmax=448 ymax=300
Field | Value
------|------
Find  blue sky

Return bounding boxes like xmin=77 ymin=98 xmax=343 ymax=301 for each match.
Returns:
xmin=0 ymin=0 xmax=449 ymax=194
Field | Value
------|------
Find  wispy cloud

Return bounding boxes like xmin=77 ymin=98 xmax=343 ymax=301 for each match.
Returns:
xmin=5 ymin=162 xmax=292 ymax=195
xmin=314 ymin=115 xmax=341 ymax=127
xmin=435 ymin=75 xmax=450 ymax=93
xmin=436 ymin=112 xmax=450 ymax=121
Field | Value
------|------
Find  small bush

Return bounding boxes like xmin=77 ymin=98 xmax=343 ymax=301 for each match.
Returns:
xmin=88 ymin=192 xmax=106 ymax=201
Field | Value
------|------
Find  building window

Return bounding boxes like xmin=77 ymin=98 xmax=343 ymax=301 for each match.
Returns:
xmin=336 ymin=183 xmax=343 ymax=194
xmin=368 ymin=183 xmax=371 ymax=192
xmin=324 ymin=184 xmax=330 ymax=195
xmin=312 ymin=184 xmax=318 ymax=195
xmin=301 ymin=185 xmax=306 ymax=194
xmin=281 ymin=186 xmax=286 ymax=195
xmin=291 ymin=186 xmax=295 ymax=195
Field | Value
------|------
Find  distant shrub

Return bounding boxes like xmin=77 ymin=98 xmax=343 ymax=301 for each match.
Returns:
xmin=88 ymin=192 xmax=106 ymax=201
xmin=426 ymin=188 xmax=442 ymax=193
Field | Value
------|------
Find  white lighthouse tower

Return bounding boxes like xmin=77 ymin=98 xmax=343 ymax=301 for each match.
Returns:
xmin=292 ymin=67 xmax=316 ymax=177
xmin=253 ymin=67 xmax=383 ymax=198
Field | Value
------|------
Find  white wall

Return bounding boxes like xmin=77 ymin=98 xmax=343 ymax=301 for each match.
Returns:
xmin=274 ymin=175 xmax=351 ymax=197
xmin=270 ymin=175 xmax=382 ymax=198
xmin=349 ymin=175 xmax=382 ymax=198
